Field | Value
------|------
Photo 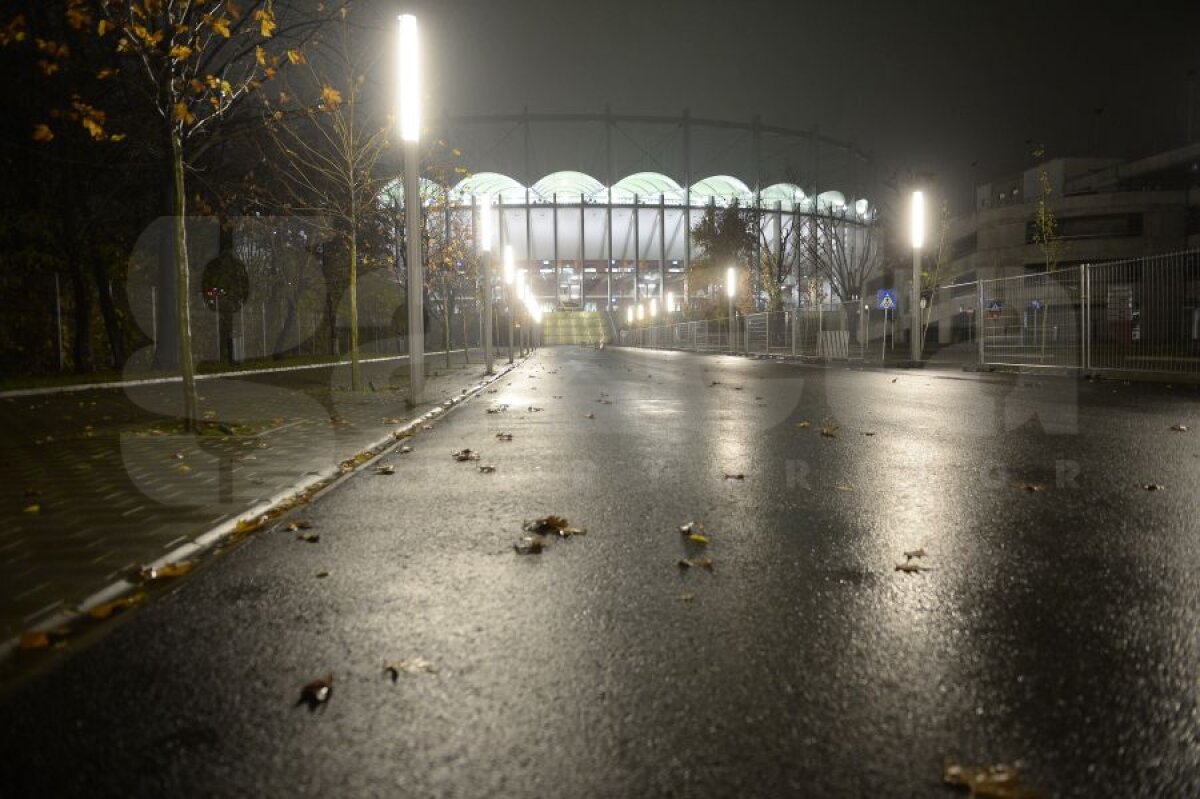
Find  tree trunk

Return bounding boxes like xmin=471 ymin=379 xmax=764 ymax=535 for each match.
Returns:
xmin=92 ymin=259 xmax=125 ymax=368
xmin=443 ymin=278 xmax=452 ymax=368
xmin=348 ymin=228 xmax=362 ymax=391
xmin=68 ymin=261 xmax=92 ymax=373
xmin=152 ymin=175 xmax=180 ymax=370
xmin=171 ymin=128 xmax=199 ymax=430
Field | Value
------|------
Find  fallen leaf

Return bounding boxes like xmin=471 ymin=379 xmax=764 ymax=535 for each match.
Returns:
xmin=19 ymin=631 xmax=51 ymax=650
xmin=452 ymin=449 xmax=481 ymax=462
xmin=687 ymin=534 xmax=710 ymax=545
xmin=1144 ymin=483 xmax=1165 ymax=491
xmin=384 ymin=657 xmax=437 ymax=681
xmin=284 ymin=520 xmax=313 ymax=532
xmin=374 ymin=464 xmax=396 ymax=475
xmin=495 ymin=432 xmax=513 ymax=441
xmin=1170 ymin=424 xmax=1188 ymax=432
xmin=584 ymin=413 xmax=595 ymax=419
xmin=678 ymin=558 xmax=714 ymax=572
xmin=486 ymin=404 xmax=509 ymax=414
xmin=943 ymin=759 xmax=1043 ymax=798
xmin=903 ymin=548 xmax=926 ymax=561
xmin=820 ymin=426 xmax=839 ymax=438
xmin=137 ymin=561 xmax=194 ymax=581
xmin=22 ymin=503 xmax=40 ymax=514
xmin=895 ymin=562 xmax=933 ymax=574
xmin=315 ymin=571 xmax=330 ymax=579
xmin=723 ymin=473 xmax=745 ymax=480
xmin=527 ymin=406 xmax=544 ymax=412
xmin=478 ymin=464 xmax=496 ymax=473
xmin=297 ymin=532 xmax=320 ymax=543
xmin=677 ymin=592 xmax=696 ymax=601
xmin=709 ymin=381 xmax=721 ymax=387
xmin=1021 ymin=483 xmax=1043 ymax=492
xmin=298 ymin=673 xmax=334 ymax=707
xmin=514 ymin=534 xmax=545 ymax=554
xmin=863 ymin=431 xmax=876 ymax=437
xmin=234 ymin=516 xmax=267 ymax=534
xmin=679 ymin=521 xmax=703 ymax=535
xmin=88 ymin=591 xmax=147 ymax=620
xmin=524 ymin=515 xmax=570 ymax=534
xmin=396 ymin=445 xmax=413 ymax=454
xmin=891 ymin=377 xmax=898 ymax=383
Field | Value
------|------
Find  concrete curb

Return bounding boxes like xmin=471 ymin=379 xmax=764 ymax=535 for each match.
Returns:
xmin=0 ymin=357 xmax=523 ymax=672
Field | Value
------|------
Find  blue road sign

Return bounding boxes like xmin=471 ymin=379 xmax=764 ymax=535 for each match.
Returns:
xmin=1030 ymin=299 xmax=1042 ymax=312
xmin=987 ymin=300 xmax=1003 ymax=313
xmin=876 ymin=289 xmax=897 ymax=311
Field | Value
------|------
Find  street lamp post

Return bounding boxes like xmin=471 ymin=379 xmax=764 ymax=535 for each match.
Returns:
xmin=727 ymin=265 xmax=736 ymax=353
xmin=397 ymin=14 xmax=424 ymax=405
xmin=503 ymin=244 xmax=515 ymax=363
xmin=910 ymin=190 xmax=925 ymax=363
xmin=479 ymin=194 xmax=494 ymax=374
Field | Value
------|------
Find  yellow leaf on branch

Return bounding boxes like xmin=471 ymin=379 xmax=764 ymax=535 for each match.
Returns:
xmin=320 ymin=86 xmax=342 ymax=111
xmin=255 ymin=3 xmax=277 ymax=38
xmin=286 ymin=48 xmax=304 ymax=65
xmin=169 ymin=44 xmax=193 ymax=60
xmin=32 ymin=124 xmax=53 ymax=143
xmin=172 ymin=101 xmax=195 ymax=125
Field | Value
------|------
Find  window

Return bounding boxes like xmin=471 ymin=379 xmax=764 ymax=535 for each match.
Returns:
xmin=1025 ymin=213 xmax=1143 ymax=243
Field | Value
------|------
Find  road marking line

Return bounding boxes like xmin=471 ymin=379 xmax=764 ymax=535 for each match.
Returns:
xmin=162 ymin=535 xmax=187 ymax=550
xmin=13 ymin=583 xmax=50 ymax=601
xmin=22 ymin=600 xmax=63 ymax=622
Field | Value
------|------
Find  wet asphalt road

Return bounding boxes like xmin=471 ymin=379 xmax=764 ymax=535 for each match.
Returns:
xmin=1 ymin=346 xmax=1199 ymax=797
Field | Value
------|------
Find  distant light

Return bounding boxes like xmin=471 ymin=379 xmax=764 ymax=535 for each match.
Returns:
xmin=911 ymin=190 xmax=925 ymax=249
xmin=672 ymin=260 xmax=678 ymax=265
xmin=626 ymin=306 xmax=634 ymax=323
xmin=666 ymin=291 xmax=675 ymax=311
xmin=637 ymin=304 xmax=644 ymax=321
xmin=726 ymin=266 xmax=736 ymax=298
xmin=503 ymin=245 xmax=514 ymax=284
xmin=543 ymin=260 xmax=550 ymax=265
xmin=478 ymin=194 xmax=493 ymax=253
xmin=650 ymin=298 xmax=658 ymax=317
xmin=397 ymin=15 xmax=419 ymax=143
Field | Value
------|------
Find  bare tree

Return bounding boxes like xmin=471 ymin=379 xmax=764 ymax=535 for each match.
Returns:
xmin=258 ymin=16 xmax=388 ymax=391
xmin=798 ymin=207 xmax=883 ymax=341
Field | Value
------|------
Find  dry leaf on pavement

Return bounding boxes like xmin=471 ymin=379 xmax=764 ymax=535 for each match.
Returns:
xmin=284 ymin=520 xmax=313 ymax=532
xmin=137 ymin=561 xmax=194 ymax=582
xmin=396 ymin=445 xmax=413 ymax=454
xmin=298 ymin=674 xmax=334 ymax=708
xmin=478 ymin=464 xmax=497 ymax=473
xmin=495 ymin=432 xmax=513 ymax=441
xmin=297 ymin=532 xmax=320 ymax=543
xmin=88 ymin=591 xmax=148 ymax=621
xmin=723 ymin=473 xmax=745 ymax=480
xmin=384 ymin=657 xmax=438 ymax=681
xmin=678 ymin=558 xmax=715 ymax=572
xmin=895 ymin=562 xmax=932 ymax=574
xmin=943 ymin=759 xmax=1043 ymax=798
xmin=374 ymin=464 xmax=396 ymax=475
xmin=514 ymin=534 xmax=546 ymax=554
xmin=452 ymin=449 xmax=481 ymax=462
xmin=820 ymin=426 xmax=839 ymax=438
xmin=903 ymin=548 xmax=926 ymax=561
xmin=1169 ymin=424 xmax=1188 ymax=432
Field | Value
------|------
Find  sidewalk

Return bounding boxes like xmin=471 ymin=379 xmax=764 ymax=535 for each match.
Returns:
xmin=0 ymin=350 xmax=498 ymax=640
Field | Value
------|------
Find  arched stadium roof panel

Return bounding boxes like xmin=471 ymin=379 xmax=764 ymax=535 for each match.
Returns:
xmin=816 ymin=190 xmax=846 ymax=211
xmin=760 ymin=182 xmax=807 ymax=211
xmin=531 ymin=171 xmax=605 ymax=201
xmin=450 ymin=172 xmax=528 ymax=202
xmin=690 ymin=175 xmax=752 ymax=205
xmin=609 ymin=172 xmax=684 ymax=204
xmin=855 ymin=198 xmax=870 ymax=217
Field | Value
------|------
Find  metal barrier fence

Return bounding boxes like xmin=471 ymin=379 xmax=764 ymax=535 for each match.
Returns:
xmin=618 ymin=250 xmax=1200 ymax=379
xmin=618 ymin=305 xmax=865 ymax=360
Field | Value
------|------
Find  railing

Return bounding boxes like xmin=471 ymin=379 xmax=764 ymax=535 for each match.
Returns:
xmin=617 ymin=250 xmax=1200 ymax=380
xmin=617 ymin=305 xmax=865 ymax=359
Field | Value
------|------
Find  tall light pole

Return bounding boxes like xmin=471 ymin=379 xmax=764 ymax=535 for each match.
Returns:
xmin=517 ymin=269 xmax=527 ymax=356
xmin=727 ymin=265 xmax=736 ymax=353
xmin=479 ymin=194 xmax=494 ymax=374
xmin=503 ymin=244 xmax=515 ymax=363
xmin=910 ymin=190 xmax=925 ymax=363
xmin=397 ymin=14 xmax=424 ymax=405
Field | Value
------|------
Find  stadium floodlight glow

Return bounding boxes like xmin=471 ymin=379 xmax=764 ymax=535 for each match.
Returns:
xmin=637 ymin=304 xmax=644 ymax=321
xmin=397 ymin=15 xmax=420 ymax=143
xmin=666 ymin=291 xmax=675 ymax=312
xmin=503 ymin=245 xmax=514 ymax=284
xmin=726 ymin=266 xmax=736 ymax=298
xmin=626 ymin=306 xmax=634 ymax=324
xmin=911 ymin=190 xmax=925 ymax=249
xmin=650 ymin=298 xmax=658 ymax=318
xmin=478 ymin=194 xmax=493 ymax=253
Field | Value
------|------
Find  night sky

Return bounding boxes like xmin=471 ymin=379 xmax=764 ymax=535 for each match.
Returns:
xmin=394 ymin=0 xmax=1200 ymax=205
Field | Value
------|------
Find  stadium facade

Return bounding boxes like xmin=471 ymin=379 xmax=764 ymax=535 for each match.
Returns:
xmin=397 ymin=111 xmax=876 ymax=312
